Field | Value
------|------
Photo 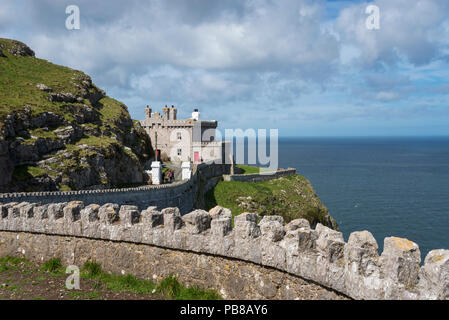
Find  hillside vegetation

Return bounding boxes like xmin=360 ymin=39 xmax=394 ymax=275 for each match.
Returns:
xmin=0 ymin=38 xmax=153 ymax=192
xmin=205 ymin=174 xmax=338 ymax=230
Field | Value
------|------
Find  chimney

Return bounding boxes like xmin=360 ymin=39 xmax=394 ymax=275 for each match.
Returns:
xmin=163 ymin=105 xmax=170 ymax=120
xmin=192 ymin=108 xmax=200 ymax=121
xmin=169 ymin=105 xmax=177 ymax=120
xmin=144 ymin=105 xmax=152 ymax=119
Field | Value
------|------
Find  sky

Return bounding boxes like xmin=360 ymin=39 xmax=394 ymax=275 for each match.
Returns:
xmin=1 ymin=0 xmax=449 ymax=137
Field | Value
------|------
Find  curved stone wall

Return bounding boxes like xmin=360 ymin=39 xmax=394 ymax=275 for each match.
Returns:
xmin=0 ymin=200 xmax=447 ymax=300
xmin=0 ymin=163 xmax=231 ymax=213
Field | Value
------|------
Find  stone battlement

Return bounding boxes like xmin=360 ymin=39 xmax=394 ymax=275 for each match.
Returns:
xmin=0 ymin=201 xmax=447 ymax=300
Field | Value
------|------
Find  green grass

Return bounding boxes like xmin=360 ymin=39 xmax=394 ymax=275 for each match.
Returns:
xmin=12 ymin=165 xmax=47 ymax=181
xmin=81 ymin=261 xmax=221 ymax=300
xmin=157 ymin=275 xmax=222 ymax=300
xmin=205 ymin=174 xmax=333 ymax=227
xmin=41 ymin=258 xmax=64 ymax=275
xmin=29 ymin=128 xmax=58 ymax=140
xmin=77 ymin=135 xmax=116 ymax=147
xmin=67 ymin=291 xmax=84 ymax=298
xmin=97 ymin=97 xmax=130 ymax=126
xmin=83 ymin=291 xmax=102 ymax=299
xmin=0 ymin=39 xmax=88 ymax=122
xmin=236 ymin=164 xmax=260 ymax=174
xmin=59 ymin=185 xmax=72 ymax=191
xmin=0 ymin=256 xmax=29 ymax=273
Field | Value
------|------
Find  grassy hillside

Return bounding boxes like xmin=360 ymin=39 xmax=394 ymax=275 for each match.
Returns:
xmin=205 ymin=174 xmax=338 ymax=229
xmin=0 ymin=38 xmax=153 ymax=192
xmin=235 ymin=164 xmax=260 ymax=174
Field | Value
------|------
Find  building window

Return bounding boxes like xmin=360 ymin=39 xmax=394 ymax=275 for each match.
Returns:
xmin=177 ymin=148 xmax=182 ymax=156
xmin=177 ymin=132 xmax=182 ymax=140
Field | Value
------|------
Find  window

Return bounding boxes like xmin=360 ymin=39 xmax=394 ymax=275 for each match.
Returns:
xmin=177 ymin=148 xmax=182 ymax=156
xmin=177 ymin=132 xmax=182 ymax=140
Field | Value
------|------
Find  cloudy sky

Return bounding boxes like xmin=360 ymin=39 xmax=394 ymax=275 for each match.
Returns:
xmin=2 ymin=0 xmax=449 ymax=136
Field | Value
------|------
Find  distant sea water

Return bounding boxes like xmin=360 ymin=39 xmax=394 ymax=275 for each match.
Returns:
xmin=273 ymin=137 xmax=449 ymax=260
xmin=235 ymin=136 xmax=449 ymax=259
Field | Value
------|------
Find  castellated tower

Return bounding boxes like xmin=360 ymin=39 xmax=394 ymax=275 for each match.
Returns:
xmin=144 ymin=106 xmax=152 ymax=120
xmin=162 ymin=105 xmax=170 ymax=120
xmin=140 ymin=105 xmax=226 ymax=163
xmin=169 ymin=105 xmax=177 ymax=120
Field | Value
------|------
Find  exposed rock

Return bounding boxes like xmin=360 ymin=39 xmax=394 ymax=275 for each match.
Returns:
xmin=36 ymin=83 xmax=52 ymax=92
xmin=49 ymin=92 xmax=78 ymax=103
xmin=0 ymin=39 xmax=35 ymax=56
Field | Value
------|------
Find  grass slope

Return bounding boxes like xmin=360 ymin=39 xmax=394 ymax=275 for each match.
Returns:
xmin=0 ymin=38 xmax=153 ymax=191
xmin=235 ymin=164 xmax=260 ymax=174
xmin=205 ymin=174 xmax=337 ymax=228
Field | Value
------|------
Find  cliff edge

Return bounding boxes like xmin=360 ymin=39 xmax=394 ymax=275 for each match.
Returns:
xmin=205 ymin=174 xmax=338 ymax=230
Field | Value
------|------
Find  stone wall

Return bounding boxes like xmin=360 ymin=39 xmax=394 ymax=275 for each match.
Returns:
xmin=0 ymin=232 xmax=344 ymax=300
xmin=223 ymin=168 xmax=296 ymax=183
xmin=0 ymin=200 xmax=447 ymax=300
xmin=0 ymin=162 xmax=231 ymax=213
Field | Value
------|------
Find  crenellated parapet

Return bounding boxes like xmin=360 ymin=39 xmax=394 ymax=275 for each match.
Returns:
xmin=0 ymin=200 xmax=448 ymax=300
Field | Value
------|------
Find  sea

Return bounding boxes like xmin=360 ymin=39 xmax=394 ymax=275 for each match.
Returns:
xmin=238 ymin=136 xmax=449 ymax=260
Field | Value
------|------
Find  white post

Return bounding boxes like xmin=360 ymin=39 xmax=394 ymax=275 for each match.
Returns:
xmin=181 ymin=161 xmax=192 ymax=180
xmin=151 ymin=161 xmax=162 ymax=185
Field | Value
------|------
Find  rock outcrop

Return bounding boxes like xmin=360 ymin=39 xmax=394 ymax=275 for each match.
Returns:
xmin=0 ymin=38 xmax=153 ymax=192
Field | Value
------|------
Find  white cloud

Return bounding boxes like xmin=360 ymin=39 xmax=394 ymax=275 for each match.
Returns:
xmin=335 ymin=0 xmax=449 ymax=67
xmin=1 ymin=0 xmax=449 ymax=135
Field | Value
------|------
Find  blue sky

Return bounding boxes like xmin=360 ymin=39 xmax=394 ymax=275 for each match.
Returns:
xmin=1 ymin=0 xmax=449 ymax=136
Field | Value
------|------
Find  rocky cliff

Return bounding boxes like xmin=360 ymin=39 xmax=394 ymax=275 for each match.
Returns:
xmin=0 ymin=38 xmax=153 ymax=192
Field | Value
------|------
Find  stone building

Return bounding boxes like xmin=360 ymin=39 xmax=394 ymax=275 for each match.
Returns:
xmin=140 ymin=106 xmax=229 ymax=163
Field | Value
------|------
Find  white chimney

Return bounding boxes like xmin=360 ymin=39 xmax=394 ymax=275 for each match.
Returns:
xmin=192 ymin=108 xmax=200 ymax=121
